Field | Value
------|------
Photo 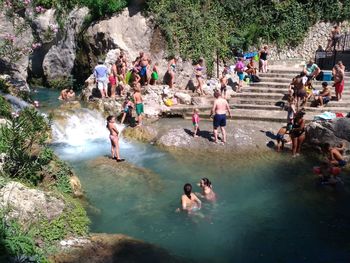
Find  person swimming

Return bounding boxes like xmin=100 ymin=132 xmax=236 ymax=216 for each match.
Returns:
xmin=181 ymin=183 xmax=201 ymax=213
xmin=199 ymin=178 xmax=216 ymax=201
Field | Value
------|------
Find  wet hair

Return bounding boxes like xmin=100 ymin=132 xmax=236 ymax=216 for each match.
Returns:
xmin=198 ymin=58 xmax=204 ymax=64
xmin=322 ymin=81 xmax=328 ymax=87
xmin=106 ymin=115 xmax=114 ymax=128
xmin=214 ymin=91 xmax=221 ymax=98
xmin=201 ymin=178 xmax=212 ymax=188
xmin=184 ymin=183 xmax=192 ymax=199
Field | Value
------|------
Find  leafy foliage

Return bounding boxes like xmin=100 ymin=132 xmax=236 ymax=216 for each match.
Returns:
xmin=0 ymin=107 xmax=51 ymax=184
xmin=148 ymin=0 xmax=350 ymax=71
xmin=0 ymin=96 xmax=12 ymax=119
xmin=148 ymin=0 xmax=233 ymax=75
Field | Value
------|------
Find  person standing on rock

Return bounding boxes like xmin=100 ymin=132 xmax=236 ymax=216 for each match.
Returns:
xmin=167 ymin=56 xmax=177 ymax=89
xmin=94 ymin=60 xmax=109 ymax=98
xmin=139 ymin=52 xmax=149 ymax=86
xmin=290 ymin=110 xmax=306 ymax=157
xmin=332 ymin=64 xmax=344 ymax=101
xmin=259 ymin=46 xmax=269 ymax=73
xmin=235 ymin=57 xmax=245 ymax=93
xmin=194 ymin=58 xmax=205 ymax=96
xmin=210 ymin=91 xmax=232 ymax=144
xmin=133 ymin=84 xmax=144 ymax=126
xmin=106 ymin=116 xmax=124 ymax=162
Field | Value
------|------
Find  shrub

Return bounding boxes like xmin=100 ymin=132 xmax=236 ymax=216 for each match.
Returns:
xmin=0 ymin=107 xmax=51 ymax=184
xmin=0 ymin=96 xmax=11 ymax=119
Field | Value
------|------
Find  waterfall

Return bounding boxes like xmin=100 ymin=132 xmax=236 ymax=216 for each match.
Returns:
xmin=52 ymin=108 xmax=125 ymax=146
xmin=1 ymin=92 xmax=31 ymax=111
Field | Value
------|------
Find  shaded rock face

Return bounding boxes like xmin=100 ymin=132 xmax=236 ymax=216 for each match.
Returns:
xmin=0 ymin=182 xmax=65 ymax=226
xmin=0 ymin=12 xmax=32 ymax=91
xmin=50 ymin=233 xmax=186 ymax=263
xmin=42 ymin=8 xmax=89 ymax=82
xmin=305 ymin=118 xmax=350 ymax=148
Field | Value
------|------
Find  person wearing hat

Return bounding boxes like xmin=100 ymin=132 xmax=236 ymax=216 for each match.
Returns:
xmin=93 ymin=59 xmax=109 ymax=98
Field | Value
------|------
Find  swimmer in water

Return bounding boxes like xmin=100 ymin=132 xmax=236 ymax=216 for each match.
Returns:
xmin=181 ymin=183 xmax=201 ymax=213
xmin=198 ymin=178 xmax=216 ymax=201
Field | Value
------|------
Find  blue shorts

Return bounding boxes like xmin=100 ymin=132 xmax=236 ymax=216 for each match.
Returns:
xmin=237 ymin=72 xmax=244 ymax=81
xmin=140 ymin=66 xmax=147 ymax=76
xmin=276 ymin=134 xmax=284 ymax=142
xmin=339 ymin=160 xmax=347 ymax=167
xmin=213 ymin=114 xmax=226 ymax=128
xmin=323 ymin=97 xmax=330 ymax=104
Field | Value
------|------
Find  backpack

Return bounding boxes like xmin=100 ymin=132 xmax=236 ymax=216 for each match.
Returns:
xmin=251 ymin=75 xmax=261 ymax=83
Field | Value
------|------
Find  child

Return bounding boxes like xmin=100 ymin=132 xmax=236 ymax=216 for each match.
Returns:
xmin=133 ymin=83 xmax=144 ymax=126
xmin=276 ymin=126 xmax=288 ymax=152
xmin=192 ymin=108 xmax=200 ymax=137
xmin=220 ymin=72 xmax=228 ymax=98
xmin=150 ymin=62 xmax=159 ymax=85
xmin=120 ymin=93 xmax=134 ymax=125
xmin=108 ymin=73 xmax=117 ymax=98
xmin=106 ymin=116 xmax=124 ymax=162
xmin=287 ymin=96 xmax=296 ymax=126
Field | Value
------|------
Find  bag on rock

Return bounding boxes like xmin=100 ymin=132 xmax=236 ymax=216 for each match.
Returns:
xmin=251 ymin=75 xmax=261 ymax=82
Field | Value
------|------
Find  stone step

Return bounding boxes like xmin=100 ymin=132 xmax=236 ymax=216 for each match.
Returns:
xmin=182 ymin=108 xmax=314 ymax=123
xmin=236 ymin=98 xmax=350 ymax=107
xmin=250 ymin=81 xmax=350 ymax=90
xmin=258 ymin=77 xmax=350 ymax=85
xmin=259 ymin=72 xmax=350 ymax=81
xmin=244 ymin=86 xmax=350 ymax=95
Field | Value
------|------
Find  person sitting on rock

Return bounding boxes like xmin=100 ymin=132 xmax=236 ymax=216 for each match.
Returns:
xmin=315 ymin=82 xmax=331 ymax=107
xmin=303 ymin=59 xmax=321 ymax=81
xmin=245 ymin=58 xmax=257 ymax=76
xmin=322 ymin=142 xmax=347 ymax=167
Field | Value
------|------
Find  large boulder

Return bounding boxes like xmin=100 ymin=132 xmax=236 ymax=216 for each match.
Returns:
xmin=42 ymin=7 xmax=89 ymax=82
xmin=305 ymin=118 xmax=350 ymax=149
xmin=123 ymin=126 xmax=158 ymax=143
xmin=0 ymin=182 xmax=65 ymax=226
xmin=50 ymin=233 xmax=185 ymax=263
xmin=175 ymin=92 xmax=191 ymax=105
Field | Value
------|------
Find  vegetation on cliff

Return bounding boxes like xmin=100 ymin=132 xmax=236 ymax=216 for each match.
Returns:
xmin=148 ymin=0 xmax=350 ymax=72
xmin=0 ymin=97 xmax=89 ymax=262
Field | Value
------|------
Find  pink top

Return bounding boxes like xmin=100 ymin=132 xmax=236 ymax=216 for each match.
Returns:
xmin=235 ymin=61 xmax=244 ymax=72
xmin=109 ymin=75 xmax=116 ymax=85
xmin=192 ymin=113 xmax=199 ymax=124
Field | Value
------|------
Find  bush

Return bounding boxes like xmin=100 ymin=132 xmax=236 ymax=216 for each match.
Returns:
xmin=0 ymin=107 xmax=51 ymax=184
xmin=0 ymin=96 xmax=11 ymax=119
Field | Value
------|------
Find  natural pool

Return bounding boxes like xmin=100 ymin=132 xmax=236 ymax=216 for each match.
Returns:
xmin=35 ymin=88 xmax=350 ymax=262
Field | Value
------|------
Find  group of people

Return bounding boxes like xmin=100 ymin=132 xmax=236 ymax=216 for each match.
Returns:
xmin=93 ymin=51 xmax=160 ymax=99
xmin=178 ymin=178 xmax=216 ymax=214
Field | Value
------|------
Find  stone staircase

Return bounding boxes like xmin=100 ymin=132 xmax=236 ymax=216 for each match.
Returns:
xmin=169 ymin=68 xmax=350 ymax=123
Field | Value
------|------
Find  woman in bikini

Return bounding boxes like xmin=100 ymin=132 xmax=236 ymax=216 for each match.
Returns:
xmin=106 ymin=116 xmax=125 ymax=162
xmin=194 ymin=58 xmax=205 ymax=96
xmin=167 ymin=56 xmax=177 ymax=88
xmin=198 ymin=178 xmax=216 ymax=202
xmin=181 ymin=183 xmax=201 ymax=213
xmin=290 ymin=111 xmax=306 ymax=157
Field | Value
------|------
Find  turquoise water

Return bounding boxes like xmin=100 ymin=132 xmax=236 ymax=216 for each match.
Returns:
xmin=39 ymin=88 xmax=350 ymax=262
xmin=53 ymin=138 xmax=350 ymax=263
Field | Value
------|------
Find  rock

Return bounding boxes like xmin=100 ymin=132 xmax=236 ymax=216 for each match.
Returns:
xmin=42 ymin=8 xmax=89 ymax=82
xmin=50 ymin=233 xmax=185 ymax=263
xmin=174 ymin=92 xmax=191 ymax=105
xmin=156 ymin=128 xmax=192 ymax=148
xmin=191 ymin=96 xmax=210 ymax=106
xmin=123 ymin=126 xmax=158 ymax=143
xmin=86 ymin=99 xmax=122 ymax=116
xmin=70 ymin=175 xmax=83 ymax=198
xmin=0 ymin=12 xmax=32 ymax=91
xmin=0 ymin=182 xmax=65 ymax=226
xmin=305 ymin=120 xmax=350 ymax=148
xmin=32 ymin=9 xmax=58 ymax=44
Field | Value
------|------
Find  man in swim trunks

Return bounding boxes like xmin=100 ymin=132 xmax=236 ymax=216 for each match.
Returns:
xmin=315 ymin=82 xmax=331 ymax=107
xmin=220 ymin=72 xmax=228 ymax=98
xmin=210 ymin=91 xmax=232 ymax=144
xmin=93 ymin=60 xmax=109 ymax=98
xmin=133 ymin=83 xmax=144 ymax=126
